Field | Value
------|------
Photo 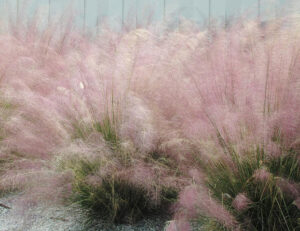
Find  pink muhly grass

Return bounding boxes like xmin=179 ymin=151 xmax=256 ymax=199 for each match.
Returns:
xmin=265 ymin=141 xmax=282 ymax=157
xmin=116 ymin=159 xmax=181 ymax=206
xmin=120 ymin=93 xmax=158 ymax=153
xmin=25 ymin=171 xmax=73 ymax=204
xmin=276 ymin=178 xmax=300 ymax=200
xmin=0 ymin=6 xmax=298 ymax=229
xmin=178 ymin=185 xmax=200 ymax=219
xmin=120 ymin=162 xmax=159 ymax=201
xmin=86 ymin=175 xmax=103 ymax=188
xmin=253 ymin=168 xmax=272 ymax=182
xmin=188 ymin=168 xmax=204 ymax=184
xmin=175 ymin=185 xmax=238 ymax=229
xmin=232 ymin=193 xmax=252 ymax=212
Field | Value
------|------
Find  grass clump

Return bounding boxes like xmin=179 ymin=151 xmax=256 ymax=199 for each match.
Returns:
xmin=72 ymin=114 xmax=119 ymax=146
xmin=94 ymin=115 xmax=119 ymax=149
xmin=71 ymin=106 xmax=121 ymax=152
xmin=68 ymin=158 xmax=178 ymax=224
xmin=66 ymin=113 xmax=178 ymax=224
xmin=202 ymin=147 xmax=300 ymax=231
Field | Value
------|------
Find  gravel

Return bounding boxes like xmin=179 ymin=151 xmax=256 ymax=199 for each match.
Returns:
xmin=0 ymin=194 xmax=169 ymax=231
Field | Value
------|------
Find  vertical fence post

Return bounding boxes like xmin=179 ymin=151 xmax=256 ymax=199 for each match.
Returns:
xmin=16 ymin=0 xmax=19 ymax=23
xmin=258 ymin=0 xmax=261 ymax=22
xmin=122 ymin=0 xmax=125 ymax=29
xmin=48 ymin=0 xmax=51 ymax=24
xmin=191 ymin=0 xmax=194 ymax=21
xmin=83 ymin=0 xmax=86 ymax=32
xmin=225 ymin=0 xmax=227 ymax=28
xmin=163 ymin=0 xmax=166 ymax=22
xmin=96 ymin=15 xmax=99 ymax=35
xmin=97 ymin=0 xmax=103 ymax=35
xmin=208 ymin=0 xmax=211 ymax=29
xmin=135 ymin=0 xmax=138 ymax=28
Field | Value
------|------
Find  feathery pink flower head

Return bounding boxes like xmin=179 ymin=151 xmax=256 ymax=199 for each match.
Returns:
xmin=86 ymin=175 xmax=103 ymax=188
xmin=232 ymin=193 xmax=252 ymax=211
xmin=253 ymin=168 xmax=271 ymax=182
xmin=277 ymin=178 xmax=299 ymax=200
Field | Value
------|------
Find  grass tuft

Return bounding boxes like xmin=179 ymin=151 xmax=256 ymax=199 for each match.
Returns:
xmin=203 ymin=147 xmax=300 ymax=231
xmin=68 ymin=158 xmax=178 ymax=224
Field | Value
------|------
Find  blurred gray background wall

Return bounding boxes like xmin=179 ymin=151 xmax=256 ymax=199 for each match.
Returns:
xmin=0 ymin=0 xmax=295 ymax=31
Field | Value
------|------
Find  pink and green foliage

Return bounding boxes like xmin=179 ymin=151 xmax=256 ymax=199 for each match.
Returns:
xmin=0 ymin=8 xmax=299 ymax=230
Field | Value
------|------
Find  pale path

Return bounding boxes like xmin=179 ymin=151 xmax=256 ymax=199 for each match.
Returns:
xmin=0 ymin=194 xmax=167 ymax=231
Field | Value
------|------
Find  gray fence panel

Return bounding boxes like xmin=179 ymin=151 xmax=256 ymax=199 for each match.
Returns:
xmin=0 ymin=0 xmax=292 ymax=32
